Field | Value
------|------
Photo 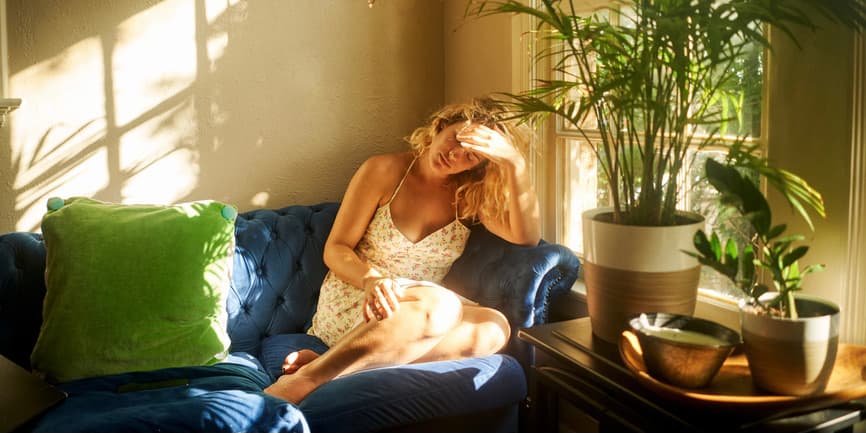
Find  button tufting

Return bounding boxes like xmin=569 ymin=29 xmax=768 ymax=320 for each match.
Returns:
xmin=242 ymin=304 xmax=252 ymax=314
xmin=275 ymin=296 xmax=284 ymax=305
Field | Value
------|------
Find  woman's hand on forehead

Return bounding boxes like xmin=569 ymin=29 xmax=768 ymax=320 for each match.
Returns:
xmin=456 ymin=123 xmax=523 ymax=169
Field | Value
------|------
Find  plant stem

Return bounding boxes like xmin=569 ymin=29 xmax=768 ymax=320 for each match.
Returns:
xmin=786 ymin=289 xmax=798 ymax=320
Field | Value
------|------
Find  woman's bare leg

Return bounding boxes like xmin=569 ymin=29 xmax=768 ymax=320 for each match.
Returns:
xmin=279 ymin=306 xmax=509 ymax=374
xmin=265 ymin=285 xmax=462 ymax=403
xmin=413 ymin=305 xmax=510 ymax=362
xmin=264 ymin=286 xmax=509 ymax=403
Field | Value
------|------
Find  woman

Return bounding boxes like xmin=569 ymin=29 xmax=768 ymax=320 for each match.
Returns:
xmin=264 ymin=98 xmax=540 ymax=403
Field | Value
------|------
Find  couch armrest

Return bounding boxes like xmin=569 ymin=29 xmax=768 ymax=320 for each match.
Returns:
xmin=0 ymin=232 xmax=48 ymax=369
xmin=443 ymin=226 xmax=580 ymax=366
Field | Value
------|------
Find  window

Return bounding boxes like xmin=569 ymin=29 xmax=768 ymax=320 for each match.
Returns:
xmin=530 ymin=2 xmax=765 ymax=302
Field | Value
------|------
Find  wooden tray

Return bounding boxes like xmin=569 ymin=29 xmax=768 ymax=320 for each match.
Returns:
xmin=619 ymin=330 xmax=866 ymax=415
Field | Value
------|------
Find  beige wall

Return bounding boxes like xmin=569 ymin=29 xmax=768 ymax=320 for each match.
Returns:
xmin=442 ymin=0 xmax=512 ymax=103
xmin=766 ymin=22 xmax=856 ymax=306
xmin=1 ymin=0 xmax=443 ymax=233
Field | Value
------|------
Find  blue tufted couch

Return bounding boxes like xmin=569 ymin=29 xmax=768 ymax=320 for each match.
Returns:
xmin=0 ymin=202 xmax=580 ymax=433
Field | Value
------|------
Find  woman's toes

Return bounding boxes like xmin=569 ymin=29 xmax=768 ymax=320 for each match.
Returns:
xmin=282 ymin=349 xmax=320 ymax=374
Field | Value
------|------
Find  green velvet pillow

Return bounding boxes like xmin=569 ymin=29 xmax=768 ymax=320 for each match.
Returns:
xmin=31 ymin=197 xmax=237 ymax=383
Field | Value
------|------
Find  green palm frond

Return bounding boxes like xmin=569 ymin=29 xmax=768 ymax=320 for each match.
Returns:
xmin=465 ymin=0 xmax=863 ymax=227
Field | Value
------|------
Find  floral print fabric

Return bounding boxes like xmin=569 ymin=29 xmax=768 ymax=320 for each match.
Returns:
xmin=307 ymin=204 xmax=470 ymax=347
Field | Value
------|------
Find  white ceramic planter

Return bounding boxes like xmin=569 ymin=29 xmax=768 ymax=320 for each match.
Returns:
xmin=582 ymin=208 xmax=704 ymax=343
xmin=740 ymin=293 xmax=840 ymax=396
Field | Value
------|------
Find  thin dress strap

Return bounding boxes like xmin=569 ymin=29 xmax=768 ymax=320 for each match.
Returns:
xmin=384 ymin=156 xmax=417 ymax=206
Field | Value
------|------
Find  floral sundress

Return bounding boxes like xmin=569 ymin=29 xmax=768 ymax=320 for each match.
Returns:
xmin=307 ymin=158 xmax=471 ymax=346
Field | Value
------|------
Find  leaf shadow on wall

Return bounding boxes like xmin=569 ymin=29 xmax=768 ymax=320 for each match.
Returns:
xmin=4 ymin=0 xmax=442 ymax=233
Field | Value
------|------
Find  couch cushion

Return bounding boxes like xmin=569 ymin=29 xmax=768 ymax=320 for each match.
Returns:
xmin=298 ymin=354 xmax=526 ymax=433
xmin=31 ymin=198 xmax=236 ymax=382
xmin=29 ymin=355 xmax=308 ymax=433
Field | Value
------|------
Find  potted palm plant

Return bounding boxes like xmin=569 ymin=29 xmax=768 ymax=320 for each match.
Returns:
xmin=690 ymin=153 xmax=837 ymax=395
xmin=466 ymin=0 xmax=866 ymax=342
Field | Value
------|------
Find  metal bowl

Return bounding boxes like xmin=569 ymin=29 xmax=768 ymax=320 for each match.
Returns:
xmin=628 ymin=313 xmax=742 ymax=389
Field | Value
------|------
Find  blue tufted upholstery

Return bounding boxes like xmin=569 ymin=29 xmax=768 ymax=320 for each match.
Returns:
xmin=227 ymin=203 xmax=337 ymax=356
xmin=0 ymin=232 xmax=48 ymax=369
xmin=0 ymin=202 xmax=580 ymax=433
xmin=444 ymin=226 xmax=579 ymax=368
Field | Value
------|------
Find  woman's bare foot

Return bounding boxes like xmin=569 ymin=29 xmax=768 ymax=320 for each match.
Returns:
xmin=281 ymin=349 xmax=320 ymax=375
xmin=264 ymin=371 xmax=319 ymax=404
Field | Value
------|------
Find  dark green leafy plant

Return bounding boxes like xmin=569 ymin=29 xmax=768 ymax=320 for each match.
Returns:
xmin=689 ymin=156 xmax=825 ymax=318
xmin=466 ymin=0 xmax=866 ymax=226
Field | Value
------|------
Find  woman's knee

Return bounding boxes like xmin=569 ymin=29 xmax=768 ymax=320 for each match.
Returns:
xmin=491 ymin=309 xmax=511 ymax=342
xmin=475 ymin=308 xmax=511 ymax=354
xmin=401 ymin=285 xmax=463 ymax=337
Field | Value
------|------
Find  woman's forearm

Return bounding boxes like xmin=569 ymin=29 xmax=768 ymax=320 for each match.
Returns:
xmin=323 ymin=243 xmax=384 ymax=289
xmin=503 ymin=158 xmax=541 ymax=246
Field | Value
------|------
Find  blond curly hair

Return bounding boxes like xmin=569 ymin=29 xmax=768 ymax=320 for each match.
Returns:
xmin=405 ymin=97 xmax=531 ymax=225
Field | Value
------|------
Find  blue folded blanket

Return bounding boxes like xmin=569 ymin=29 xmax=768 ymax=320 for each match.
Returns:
xmin=30 ymin=355 xmax=308 ymax=433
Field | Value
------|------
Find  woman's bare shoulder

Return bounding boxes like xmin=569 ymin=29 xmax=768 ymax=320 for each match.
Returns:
xmin=350 ymin=152 xmax=414 ymax=207
xmin=358 ymin=152 xmax=414 ymax=180
xmin=362 ymin=152 xmax=414 ymax=169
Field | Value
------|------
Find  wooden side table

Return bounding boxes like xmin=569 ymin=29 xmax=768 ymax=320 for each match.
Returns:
xmin=518 ymin=317 xmax=866 ymax=433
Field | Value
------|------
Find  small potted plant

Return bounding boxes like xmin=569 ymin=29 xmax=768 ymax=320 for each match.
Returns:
xmin=689 ymin=149 xmax=838 ymax=396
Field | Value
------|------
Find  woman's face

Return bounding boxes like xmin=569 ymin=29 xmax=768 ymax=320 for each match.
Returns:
xmin=427 ymin=122 xmax=486 ymax=175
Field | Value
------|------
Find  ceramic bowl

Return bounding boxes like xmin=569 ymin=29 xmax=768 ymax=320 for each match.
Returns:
xmin=628 ymin=313 xmax=741 ymax=388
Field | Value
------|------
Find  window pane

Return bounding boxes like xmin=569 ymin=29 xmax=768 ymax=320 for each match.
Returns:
xmin=561 ymin=138 xmax=599 ymax=252
xmin=685 ymin=150 xmax=751 ymax=302
xmin=690 ymin=41 xmax=763 ymax=139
